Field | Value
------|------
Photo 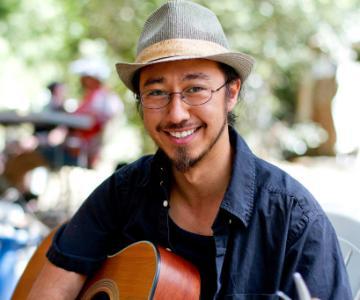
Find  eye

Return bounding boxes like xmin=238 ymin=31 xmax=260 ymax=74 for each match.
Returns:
xmin=185 ymin=86 xmax=207 ymax=94
xmin=145 ymin=89 xmax=167 ymax=97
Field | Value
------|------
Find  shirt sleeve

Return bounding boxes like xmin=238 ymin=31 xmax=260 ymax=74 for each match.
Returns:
xmin=281 ymin=197 xmax=352 ymax=299
xmin=47 ymin=223 xmax=105 ymax=275
xmin=46 ymin=168 xmax=131 ymax=275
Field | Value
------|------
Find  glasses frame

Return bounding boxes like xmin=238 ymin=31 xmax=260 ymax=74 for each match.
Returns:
xmin=140 ymin=81 xmax=229 ymax=109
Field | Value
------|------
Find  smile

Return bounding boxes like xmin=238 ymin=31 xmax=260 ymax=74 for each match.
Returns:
xmin=168 ymin=128 xmax=196 ymax=139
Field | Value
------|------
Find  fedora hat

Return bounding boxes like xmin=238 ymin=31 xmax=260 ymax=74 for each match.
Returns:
xmin=116 ymin=0 xmax=255 ymax=92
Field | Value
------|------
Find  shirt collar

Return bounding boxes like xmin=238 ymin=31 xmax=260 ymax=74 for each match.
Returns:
xmin=150 ymin=149 xmax=172 ymax=185
xmin=130 ymin=151 xmax=170 ymax=188
xmin=220 ymin=127 xmax=256 ymax=227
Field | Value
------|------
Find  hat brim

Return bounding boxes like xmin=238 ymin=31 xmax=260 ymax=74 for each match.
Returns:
xmin=115 ymin=52 xmax=255 ymax=93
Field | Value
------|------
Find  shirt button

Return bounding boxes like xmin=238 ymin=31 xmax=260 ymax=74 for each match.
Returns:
xmin=166 ymin=247 xmax=172 ymax=252
xmin=228 ymin=219 xmax=232 ymax=224
xmin=160 ymin=180 xmax=164 ymax=186
xmin=163 ymin=200 xmax=168 ymax=207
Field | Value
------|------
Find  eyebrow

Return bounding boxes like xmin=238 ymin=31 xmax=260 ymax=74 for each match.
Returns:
xmin=182 ymin=72 xmax=211 ymax=81
xmin=143 ymin=77 xmax=164 ymax=87
xmin=142 ymin=72 xmax=211 ymax=88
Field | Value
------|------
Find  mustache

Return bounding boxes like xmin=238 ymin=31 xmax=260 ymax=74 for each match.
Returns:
xmin=157 ymin=120 xmax=201 ymax=131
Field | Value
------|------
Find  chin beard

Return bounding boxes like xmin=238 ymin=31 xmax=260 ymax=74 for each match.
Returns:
xmin=172 ymin=116 xmax=227 ymax=173
xmin=173 ymin=146 xmax=199 ymax=172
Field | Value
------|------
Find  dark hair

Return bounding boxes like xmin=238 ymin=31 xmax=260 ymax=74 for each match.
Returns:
xmin=132 ymin=70 xmax=142 ymax=111
xmin=47 ymin=81 xmax=62 ymax=94
xmin=131 ymin=62 xmax=241 ymax=125
xmin=218 ymin=63 xmax=241 ymax=127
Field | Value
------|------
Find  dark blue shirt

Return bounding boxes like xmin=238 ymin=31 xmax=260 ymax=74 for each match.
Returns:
xmin=47 ymin=127 xmax=352 ymax=299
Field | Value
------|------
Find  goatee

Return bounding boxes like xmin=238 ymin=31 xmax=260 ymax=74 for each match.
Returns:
xmin=172 ymin=116 xmax=227 ymax=173
xmin=173 ymin=146 xmax=195 ymax=172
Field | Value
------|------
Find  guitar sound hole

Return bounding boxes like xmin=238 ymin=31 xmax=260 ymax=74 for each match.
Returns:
xmin=91 ymin=291 xmax=110 ymax=300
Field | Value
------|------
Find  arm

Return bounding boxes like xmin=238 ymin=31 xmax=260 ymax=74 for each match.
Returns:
xmin=282 ymin=206 xmax=352 ymax=299
xmin=28 ymin=260 xmax=86 ymax=300
xmin=26 ymin=169 xmax=131 ymax=299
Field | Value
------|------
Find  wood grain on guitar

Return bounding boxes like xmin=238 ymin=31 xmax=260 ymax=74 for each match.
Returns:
xmin=12 ymin=229 xmax=200 ymax=300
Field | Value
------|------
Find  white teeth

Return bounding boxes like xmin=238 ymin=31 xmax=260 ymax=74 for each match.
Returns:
xmin=169 ymin=129 xmax=195 ymax=138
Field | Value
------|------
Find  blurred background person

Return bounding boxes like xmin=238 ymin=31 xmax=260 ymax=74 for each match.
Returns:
xmin=45 ymin=81 xmax=67 ymax=113
xmin=1 ymin=58 xmax=123 ymax=201
xmin=34 ymin=81 xmax=67 ymax=146
xmin=64 ymin=58 xmax=123 ymax=168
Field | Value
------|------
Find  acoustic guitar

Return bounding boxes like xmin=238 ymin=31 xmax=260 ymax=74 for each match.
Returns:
xmin=12 ymin=228 xmax=200 ymax=299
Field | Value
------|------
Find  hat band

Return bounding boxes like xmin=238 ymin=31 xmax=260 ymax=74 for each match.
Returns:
xmin=135 ymin=39 xmax=229 ymax=64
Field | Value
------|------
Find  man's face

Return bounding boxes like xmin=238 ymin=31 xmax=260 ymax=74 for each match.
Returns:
xmin=139 ymin=59 xmax=240 ymax=172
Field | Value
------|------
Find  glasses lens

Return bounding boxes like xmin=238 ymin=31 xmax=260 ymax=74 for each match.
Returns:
xmin=183 ymin=87 xmax=211 ymax=106
xmin=141 ymin=86 xmax=215 ymax=109
xmin=141 ymin=90 xmax=169 ymax=109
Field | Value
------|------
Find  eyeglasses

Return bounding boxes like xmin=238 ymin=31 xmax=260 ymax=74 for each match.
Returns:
xmin=140 ymin=81 xmax=228 ymax=109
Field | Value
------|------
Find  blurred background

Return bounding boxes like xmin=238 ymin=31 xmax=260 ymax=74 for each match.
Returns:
xmin=0 ymin=0 xmax=359 ymax=298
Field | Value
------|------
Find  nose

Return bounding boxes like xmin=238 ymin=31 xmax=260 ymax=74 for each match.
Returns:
xmin=165 ymin=93 xmax=190 ymax=124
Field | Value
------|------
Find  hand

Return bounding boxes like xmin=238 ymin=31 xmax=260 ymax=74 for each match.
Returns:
xmin=48 ymin=126 xmax=68 ymax=146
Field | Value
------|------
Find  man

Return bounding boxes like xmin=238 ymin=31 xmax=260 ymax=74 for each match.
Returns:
xmin=28 ymin=1 xmax=351 ymax=299
xmin=32 ymin=82 xmax=67 ymax=148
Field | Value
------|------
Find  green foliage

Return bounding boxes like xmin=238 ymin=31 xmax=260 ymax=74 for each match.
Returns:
xmin=0 ymin=0 xmax=20 ymax=19
xmin=1 ymin=0 xmax=359 ymax=155
xmin=272 ymin=67 xmax=303 ymax=122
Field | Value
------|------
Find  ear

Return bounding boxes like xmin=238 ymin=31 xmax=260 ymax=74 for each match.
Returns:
xmin=226 ymin=79 xmax=241 ymax=112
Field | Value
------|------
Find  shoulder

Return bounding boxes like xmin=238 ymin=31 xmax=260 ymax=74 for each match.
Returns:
xmin=253 ymin=157 xmax=326 ymax=244
xmin=228 ymin=128 xmax=324 ymax=237
xmin=75 ymin=154 xmax=156 ymax=227
xmin=254 ymin=157 xmax=315 ymax=201
xmin=112 ymin=154 xmax=154 ymax=188
xmin=84 ymin=154 xmax=154 ymax=202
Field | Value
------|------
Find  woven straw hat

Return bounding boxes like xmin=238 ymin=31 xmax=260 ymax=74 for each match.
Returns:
xmin=116 ymin=0 xmax=255 ymax=92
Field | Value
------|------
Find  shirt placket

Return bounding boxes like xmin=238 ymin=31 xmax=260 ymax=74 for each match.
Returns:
xmin=155 ymin=160 xmax=233 ymax=298
xmin=157 ymin=166 xmax=171 ymax=248
xmin=213 ymin=213 xmax=231 ymax=299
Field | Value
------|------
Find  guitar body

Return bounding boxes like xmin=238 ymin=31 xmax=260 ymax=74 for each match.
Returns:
xmin=79 ymin=241 xmax=200 ymax=299
xmin=12 ymin=230 xmax=200 ymax=300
